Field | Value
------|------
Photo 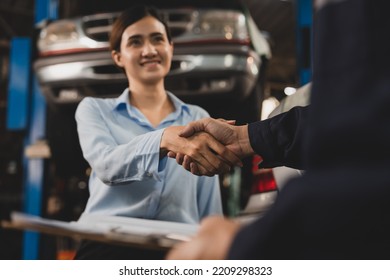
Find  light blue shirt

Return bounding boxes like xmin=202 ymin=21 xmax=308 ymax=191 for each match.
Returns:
xmin=75 ymin=89 xmax=222 ymax=224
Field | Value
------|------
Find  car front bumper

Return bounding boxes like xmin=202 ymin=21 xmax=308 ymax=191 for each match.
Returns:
xmin=34 ymin=45 xmax=261 ymax=104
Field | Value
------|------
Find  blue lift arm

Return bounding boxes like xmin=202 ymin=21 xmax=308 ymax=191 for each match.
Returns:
xmin=295 ymin=0 xmax=313 ymax=86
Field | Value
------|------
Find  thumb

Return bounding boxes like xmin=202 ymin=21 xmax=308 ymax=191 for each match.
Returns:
xmin=179 ymin=120 xmax=207 ymax=137
xmin=217 ymin=119 xmax=236 ymax=126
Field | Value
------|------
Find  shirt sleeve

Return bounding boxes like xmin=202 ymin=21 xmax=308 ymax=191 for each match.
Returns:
xmin=248 ymin=106 xmax=309 ymax=169
xmin=75 ymin=98 xmax=164 ymax=185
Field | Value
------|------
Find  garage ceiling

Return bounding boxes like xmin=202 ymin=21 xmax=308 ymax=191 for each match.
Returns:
xmin=0 ymin=0 xmax=34 ymax=38
xmin=0 ymin=0 xmax=299 ymax=96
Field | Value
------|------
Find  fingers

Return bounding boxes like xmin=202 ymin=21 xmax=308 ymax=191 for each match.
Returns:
xmin=166 ymin=216 xmax=241 ymax=260
xmin=166 ymin=238 xmax=205 ymax=260
xmin=179 ymin=154 xmax=226 ymax=176
xmin=168 ymin=151 xmax=222 ymax=176
xmin=179 ymin=118 xmax=209 ymax=137
xmin=178 ymin=121 xmax=202 ymax=137
xmin=167 ymin=151 xmax=176 ymax=158
xmin=182 ymin=155 xmax=216 ymax=177
xmin=167 ymin=152 xmax=201 ymax=175
xmin=190 ymin=162 xmax=200 ymax=176
xmin=190 ymin=148 xmax=233 ymax=175
xmin=175 ymin=153 xmax=185 ymax=165
xmin=192 ymin=162 xmax=216 ymax=177
xmin=206 ymin=137 xmax=243 ymax=168
xmin=217 ymin=118 xmax=236 ymax=125
xmin=182 ymin=155 xmax=192 ymax=171
xmin=170 ymin=149 xmax=223 ymax=176
xmin=164 ymin=124 xmax=242 ymax=176
xmin=191 ymin=132 xmax=242 ymax=172
xmin=179 ymin=133 xmax=229 ymax=175
xmin=167 ymin=152 xmax=186 ymax=166
xmin=162 ymin=126 xmax=218 ymax=174
xmin=225 ymin=120 xmax=236 ymax=125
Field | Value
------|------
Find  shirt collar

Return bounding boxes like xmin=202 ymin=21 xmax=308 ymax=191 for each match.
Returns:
xmin=114 ymin=88 xmax=131 ymax=109
xmin=113 ymin=88 xmax=191 ymax=126
xmin=166 ymin=91 xmax=190 ymax=116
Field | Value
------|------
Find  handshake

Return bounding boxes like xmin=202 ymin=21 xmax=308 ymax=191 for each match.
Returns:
xmin=160 ymin=117 xmax=255 ymax=176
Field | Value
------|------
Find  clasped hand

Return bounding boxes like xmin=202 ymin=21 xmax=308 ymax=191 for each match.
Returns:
xmin=161 ymin=118 xmax=253 ymax=176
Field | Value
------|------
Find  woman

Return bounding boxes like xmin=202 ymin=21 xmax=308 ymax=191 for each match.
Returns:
xmin=73 ymin=5 xmax=237 ymax=259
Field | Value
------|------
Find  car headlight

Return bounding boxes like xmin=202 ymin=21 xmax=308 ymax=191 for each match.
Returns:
xmin=38 ymin=20 xmax=79 ymax=50
xmin=194 ymin=10 xmax=248 ymax=41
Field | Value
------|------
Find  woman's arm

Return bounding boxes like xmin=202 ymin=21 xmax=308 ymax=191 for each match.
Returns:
xmin=75 ymin=98 xmax=165 ymax=185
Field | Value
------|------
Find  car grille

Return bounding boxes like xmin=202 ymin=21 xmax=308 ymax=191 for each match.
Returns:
xmin=83 ymin=13 xmax=119 ymax=42
xmin=82 ymin=10 xmax=194 ymax=42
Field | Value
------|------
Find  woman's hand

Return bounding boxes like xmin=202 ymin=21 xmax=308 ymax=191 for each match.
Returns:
xmin=166 ymin=118 xmax=254 ymax=176
xmin=160 ymin=126 xmax=242 ymax=176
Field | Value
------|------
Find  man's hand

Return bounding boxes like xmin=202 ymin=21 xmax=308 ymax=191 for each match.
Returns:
xmin=180 ymin=118 xmax=244 ymax=156
xmin=160 ymin=126 xmax=242 ymax=176
xmin=167 ymin=118 xmax=254 ymax=175
xmin=166 ymin=216 xmax=241 ymax=260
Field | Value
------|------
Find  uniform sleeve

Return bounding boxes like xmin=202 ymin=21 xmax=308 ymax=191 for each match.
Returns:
xmin=75 ymin=98 xmax=165 ymax=185
xmin=248 ymin=106 xmax=309 ymax=169
xmin=227 ymin=176 xmax=306 ymax=259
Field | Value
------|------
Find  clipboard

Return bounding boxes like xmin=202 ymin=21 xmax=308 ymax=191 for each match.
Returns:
xmin=1 ymin=212 xmax=198 ymax=251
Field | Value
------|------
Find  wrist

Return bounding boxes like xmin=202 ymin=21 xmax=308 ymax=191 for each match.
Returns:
xmin=159 ymin=127 xmax=172 ymax=158
xmin=237 ymin=125 xmax=255 ymax=158
xmin=160 ymin=126 xmax=184 ymax=155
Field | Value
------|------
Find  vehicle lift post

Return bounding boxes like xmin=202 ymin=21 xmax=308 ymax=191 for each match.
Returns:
xmin=6 ymin=0 xmax=59 ymax=260
xmin=295 ymin=0 xmax=313 ymax=85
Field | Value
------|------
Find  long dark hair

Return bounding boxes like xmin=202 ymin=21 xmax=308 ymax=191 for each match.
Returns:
xmin=109 ymin=5 xmax=172 ymax=52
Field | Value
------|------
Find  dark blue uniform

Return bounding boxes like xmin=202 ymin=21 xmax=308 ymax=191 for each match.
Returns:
xmin=228 ymin=0 xmax=390 ymax=259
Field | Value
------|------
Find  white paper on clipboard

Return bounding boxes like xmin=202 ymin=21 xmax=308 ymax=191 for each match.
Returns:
xmin=2 ymin=212 xmax=198 ymax=250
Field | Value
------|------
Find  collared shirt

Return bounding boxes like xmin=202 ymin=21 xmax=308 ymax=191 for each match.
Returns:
xmin=75 ymin=89 xmax=222 ymax=224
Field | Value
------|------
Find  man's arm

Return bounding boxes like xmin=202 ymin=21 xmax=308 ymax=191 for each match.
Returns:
xmin=248 ymin=105 xmax=308 ymax=169
xmin=169 ymin=106 xmax=309 ymax=175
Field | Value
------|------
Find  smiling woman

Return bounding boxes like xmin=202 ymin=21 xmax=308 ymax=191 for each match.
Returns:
xmin=111 ymin=15 xmax=173 ymax=99
xmin=73 ymin=5 xmax=227 ymax=260
xmin=31 ymin=2 xmax=271 ymax=255
xmin=109 ymin=11 xmax=174 ymax=126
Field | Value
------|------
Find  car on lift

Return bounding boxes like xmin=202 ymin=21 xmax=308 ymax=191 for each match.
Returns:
xmin=34 ymin=0 xmax=270 ymax=124
xmin=33 ymin=0 xmax=271 ymax=215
